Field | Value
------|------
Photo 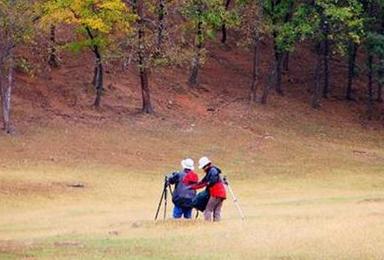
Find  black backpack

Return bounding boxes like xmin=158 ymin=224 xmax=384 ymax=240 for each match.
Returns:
xmin=192 ymin=189 xmax=210 ymax=212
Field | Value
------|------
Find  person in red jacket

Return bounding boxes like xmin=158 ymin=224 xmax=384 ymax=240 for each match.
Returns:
xmin=191 ymin=157 xmax=226 ymax=222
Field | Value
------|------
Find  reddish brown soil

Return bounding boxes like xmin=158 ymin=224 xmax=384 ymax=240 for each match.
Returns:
xmin=7 ymin=35 xmax=384 ymax=133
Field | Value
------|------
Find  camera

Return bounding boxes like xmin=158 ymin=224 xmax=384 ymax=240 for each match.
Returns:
xmin=165 ymin=172 xmax=177 ymax=184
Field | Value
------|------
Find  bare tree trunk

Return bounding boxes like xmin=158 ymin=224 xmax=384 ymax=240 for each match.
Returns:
xmin=272 ymin=34 xmax=284 ymax=96
xmin=346 ymin=41 xmax=358 ymax=100
xmin=283 ymin=52 xmax=289 ymax=72
xmin=156 ymin=0 xmax=166 ymax=54
xmin=377 ymin=83 xmax=383 ymax=103
xmin=367 ymin=54 xmax=374 ymax=120
xmin=94 ymin=57 xmax=103 ymax=107
xmin=378 ymin=11 xmax=384 ymax=103
xmin=322 ymin=21 xmax=330 ymax=98
xmin=275 ymin=52 xmax=284 ymax=96
xmin=312 ymin=45 xmax=323 ymax=109
xmin=0 ymin=60 xmax=13 ymax=134
xmin=0 ymin=0 xmax=16 ymax=134
xmin=377 ymin=59 xmax=384 ymax=103
xmin=136 ymin=0 xmax=153 ymax=113
xmin=250 ymin=34 xmax=260 ymax=103
xmin=48 ymin=25 xmax=59 ymax=68
xmin=188 ymin=8 xmax=203 ymax=87
xmin=221 ymin=0 xmax=231 ymax=44
xmin=86 ymin=27 xmax=104 ymax=107
xmin=188 ymin=47 xmax=201 ymax=86
xmin=261 ymin=59 xmax=276 ymax=105
xmin=92 ymin=63 xmax=97 ymax=86
xmin=139 ymin=58 xmax=153 ymax=113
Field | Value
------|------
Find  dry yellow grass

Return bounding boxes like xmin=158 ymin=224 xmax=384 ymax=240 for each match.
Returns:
xmin=0 ymin=109 xmax=383 ymax=259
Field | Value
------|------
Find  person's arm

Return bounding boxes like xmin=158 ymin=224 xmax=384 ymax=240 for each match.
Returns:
xmin=190 ymin=182 xmax=207 ymax=190
xmin=190 ymin=174 xmax=208 ymax=190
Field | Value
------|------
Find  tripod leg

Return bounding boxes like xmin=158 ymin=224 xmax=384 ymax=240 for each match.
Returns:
xmin=227 ymin=183 xmax=245 ymax=220
xmin=168 ymin=184 xmax=173 ymax=196
xmin=164 ymin=185 xmax=168 ymax=220
xmin=155 ymin=187 xmax=165 ymax=221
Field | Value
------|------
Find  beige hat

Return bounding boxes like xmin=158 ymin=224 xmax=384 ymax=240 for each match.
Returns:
xmin=181 ymin=158 xmax=195 ymax=170
xmin=198 ymin=156 xmax=211 ymax=169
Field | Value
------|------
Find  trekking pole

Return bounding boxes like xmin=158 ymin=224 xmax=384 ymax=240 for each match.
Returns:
xmin=223 ymin=176 xmax=245 ymax=220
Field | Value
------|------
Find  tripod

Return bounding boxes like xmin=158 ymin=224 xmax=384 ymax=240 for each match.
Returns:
xmin=223 ymin=176 xmax=245 ymax=220
xmin=154 ymin=176 xmax=173 ymax=221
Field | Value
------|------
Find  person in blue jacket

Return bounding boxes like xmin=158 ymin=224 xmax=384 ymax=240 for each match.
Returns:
xmin=167 ymin=158 xmax=199 ymax=219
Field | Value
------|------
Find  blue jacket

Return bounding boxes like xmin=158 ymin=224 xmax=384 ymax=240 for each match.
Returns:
xmin=167 ymin=169 xmax=198 ymax=208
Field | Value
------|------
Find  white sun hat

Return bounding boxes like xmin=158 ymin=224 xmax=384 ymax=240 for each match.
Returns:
xmin=198 ymin=156 xmax=211 ymax=169
xmin=181 ymin=158 xmax=195 ymax=170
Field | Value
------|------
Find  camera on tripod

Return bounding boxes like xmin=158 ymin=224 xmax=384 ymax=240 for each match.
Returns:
xmin=154 ymin=173 xmax=175 ymax=221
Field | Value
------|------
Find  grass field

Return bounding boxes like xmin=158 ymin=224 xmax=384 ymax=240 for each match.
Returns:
xmin=0 ymin=109 xmax=383 ymax=259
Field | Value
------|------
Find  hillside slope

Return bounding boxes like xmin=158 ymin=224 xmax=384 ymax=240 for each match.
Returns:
xmin=9 ymin=36 xmax=384 ymax=132
xmin=0 ymin=38 xmax=383 ymax=259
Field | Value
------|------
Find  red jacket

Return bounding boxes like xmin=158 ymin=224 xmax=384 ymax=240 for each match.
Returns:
xmin=182 ymin=170 xmax=199 ymax=185
xmin=192 ymin=166 xmax=226 ymax=199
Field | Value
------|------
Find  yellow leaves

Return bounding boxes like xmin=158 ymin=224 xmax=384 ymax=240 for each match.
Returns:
xmin=38 ymin=0 xmax=137 ymax=52
xmin=40 ymin=9 xmax=75 ymax=29
xmin=98 ymin=0 xmax=126 ymax=11
xmin=83 ymin=17 xmax=110 ymax=33
xmin=40 ymin=0 xmax=135 ymax=34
